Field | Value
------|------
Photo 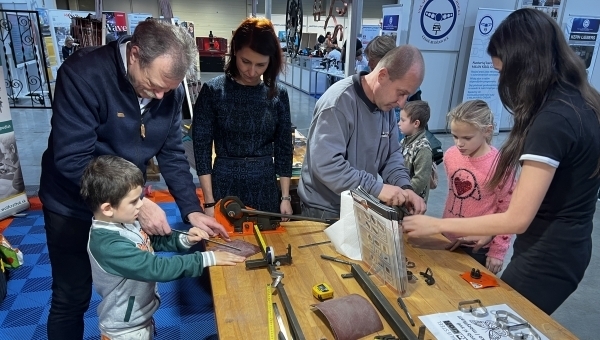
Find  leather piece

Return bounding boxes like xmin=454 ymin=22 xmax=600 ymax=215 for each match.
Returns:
xmin=209 ymin=239 xmax=261 ymax=258
xmin=313 ymin=294 xmax=383 ymax=340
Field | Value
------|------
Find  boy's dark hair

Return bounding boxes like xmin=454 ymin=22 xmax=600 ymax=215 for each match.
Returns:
xmin=80 ymin=155 xmax=144 ymax=212
xmin=403 ymin=100 xmax=430 ymax=129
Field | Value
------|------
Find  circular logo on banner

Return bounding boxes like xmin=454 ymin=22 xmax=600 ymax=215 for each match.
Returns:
xmin=478 ymin=15 xmax=494 ymax=35
xmin=583 ymin=19 xmax=590 ymax=28
xmin=420 ymin=0 xmax=458 ymax=40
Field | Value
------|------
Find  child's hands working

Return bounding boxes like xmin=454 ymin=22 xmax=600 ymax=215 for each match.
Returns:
xmin=214 ymin=251 xmax=246 ymax=266
xmin=486 ymin=256 xmax=503 ymax=274
xmin=186 ymin=227 xmax=210 ymax=244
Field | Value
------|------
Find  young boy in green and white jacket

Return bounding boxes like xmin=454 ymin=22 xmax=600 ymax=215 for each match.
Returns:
xmin=398 ymin=101 xmax=434 ymax=202
xmin=81 ymin=155 xmax=245 ymax=340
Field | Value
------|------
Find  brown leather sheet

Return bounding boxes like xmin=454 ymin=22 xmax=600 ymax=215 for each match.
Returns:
xmin=209 ymin=239 xmax=261 ymax=258
xmin=313 ymin=294 xmax=383 ymax=340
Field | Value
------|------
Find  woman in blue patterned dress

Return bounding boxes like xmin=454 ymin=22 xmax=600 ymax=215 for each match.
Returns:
xmin=192 ymin=17 xmax=293 ymax=216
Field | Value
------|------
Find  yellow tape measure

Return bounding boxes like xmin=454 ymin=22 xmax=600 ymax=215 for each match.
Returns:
xmin=312 ymin=282 xmax=334 ymax=301
xmin=255 ymin=225 xmax=267 ymax=253
xmin=267 ymin=284 xmax=275 ymax=340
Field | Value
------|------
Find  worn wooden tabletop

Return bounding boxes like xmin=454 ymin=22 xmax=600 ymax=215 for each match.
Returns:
xmin=208 ymin=221 xmax=576 ymax=340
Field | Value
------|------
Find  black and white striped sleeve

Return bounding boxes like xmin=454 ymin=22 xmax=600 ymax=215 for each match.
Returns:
xmin=520 ymin=111 xmax=576 ymax=168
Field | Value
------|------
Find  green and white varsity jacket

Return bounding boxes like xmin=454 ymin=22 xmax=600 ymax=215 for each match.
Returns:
xmin=87 ymin=220 xmax=216 ymax=334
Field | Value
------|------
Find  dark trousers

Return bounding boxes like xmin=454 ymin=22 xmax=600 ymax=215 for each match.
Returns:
xmin=501 ymin=236 xmax=592 ymax=315
xmin=300 ymin=203 xmax=340 ymax=220
xmin=44 ymin=208 xmax=93 ymax=340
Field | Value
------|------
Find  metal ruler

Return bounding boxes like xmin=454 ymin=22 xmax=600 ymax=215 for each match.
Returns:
xmin=267 ymin=284 xmax=275 ymax=340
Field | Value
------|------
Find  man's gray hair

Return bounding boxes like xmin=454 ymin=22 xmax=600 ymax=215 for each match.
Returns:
xmin=130 ymin=19 xmax=196 ymax=80
xmin=377 ymin=44 xmax=424 ymax=81
xmin=364 ymin=35 xmax=396 ymax=63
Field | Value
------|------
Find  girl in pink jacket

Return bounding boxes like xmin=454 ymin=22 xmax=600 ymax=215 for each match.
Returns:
xmin=442 ymin=100 xmax=515 ymax=274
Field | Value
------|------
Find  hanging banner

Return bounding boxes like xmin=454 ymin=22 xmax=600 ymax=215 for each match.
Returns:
xmin=128 ymin=13 xmax=152 ymax=34
xmin=48 ymin=10 xmax=94 ymax=78
xmin=361 ymin=25 xmax=380 ymax=47
xmin=408 ymin=0 xmax=469 ymax=52
xmin=0 ymin=61 xmax=29 ymax=219
xmin=565 ymin=16 xmax=600 ymax=82
xmin=381 ymin=4 xmax=402 ymax=46
xmin=463 ymin=8 xmax=513 ymax=134
xmin=518 ymin=0 xmax=564 ymax=23
xmin=103 ymin=11 xmax=128 ymax=43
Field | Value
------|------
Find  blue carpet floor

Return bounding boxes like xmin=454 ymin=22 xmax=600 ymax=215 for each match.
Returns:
xmin=0 ymin=203 xmax=218 ymax=340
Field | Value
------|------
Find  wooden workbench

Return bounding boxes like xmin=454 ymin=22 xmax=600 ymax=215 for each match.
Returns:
xmin=208 ymin=222 xmax=576 ymax=339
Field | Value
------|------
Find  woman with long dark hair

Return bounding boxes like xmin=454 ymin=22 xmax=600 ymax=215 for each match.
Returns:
xmin=403 ymin=8 xmax=600 ymax=314
xmin=192 ymin=18 xmax=293 ymax=215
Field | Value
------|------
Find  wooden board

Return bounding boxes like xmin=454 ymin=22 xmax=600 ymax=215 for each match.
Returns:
xmin=209 ymin=221 xmax=576 ymax=339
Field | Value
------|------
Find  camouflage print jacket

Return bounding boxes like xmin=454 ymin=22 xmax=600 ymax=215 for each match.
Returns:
xmin=400 ymin=129 xmax=433 ymax=201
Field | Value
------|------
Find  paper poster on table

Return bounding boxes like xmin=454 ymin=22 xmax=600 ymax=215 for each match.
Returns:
xmin=103 ymin=11 xmax=128 ymax=43
xmin=381 ymin=4 xmax=402 ymax=46
xmin=419 ymin=304 xmax=549 ymax=340
xmin=0 ymin=61 xmax=29 ymax=220
xmin=128 ymin=13 xmax=152 ymax=34
xmin=48 ymin=9 xmax=94 ymax=78
xmin=463 ymin=8 xmax=513 ymax=134
xmin=518 ymin=0 xmax=564 ymax=23
xmin=408 ymin=0 xmax=469 ymax=52
xmin=564 ymin=16 xmax=600 ymax=82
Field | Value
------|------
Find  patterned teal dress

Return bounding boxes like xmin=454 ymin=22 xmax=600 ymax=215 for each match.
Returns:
xmin=192 ymin=75 xmax=293 ymax=213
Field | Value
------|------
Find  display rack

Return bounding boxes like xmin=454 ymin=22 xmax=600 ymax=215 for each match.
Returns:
xmin=70 ymin=14 xmax=103 ymax=48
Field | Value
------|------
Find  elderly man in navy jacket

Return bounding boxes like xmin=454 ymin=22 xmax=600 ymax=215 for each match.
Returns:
xmin=39 ymin=19 xmax=228 ymax=340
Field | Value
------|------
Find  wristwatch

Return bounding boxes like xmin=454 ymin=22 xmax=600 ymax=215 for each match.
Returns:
xmin=281 ymin=195 xmax=292 ymax=201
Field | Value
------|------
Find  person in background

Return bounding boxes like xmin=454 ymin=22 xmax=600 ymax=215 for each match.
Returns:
xmin=442 ymin=100 xmax=515 ymax=274
xmin=61 ymin=35 xmax=77 ymax=61
xmin=404 ymin=9 xmax=600 ymax=314
xmin=340 ymin=37 xmax=363 ymax=69
xmin=398 ymin=101 xmax=433 ymax=202
xmin=299 ymin=45 xmax=427 ymax=219
xmin=354 ymin=48 xmax=369 ymax=73
xmin=364 ymin=35 xmax=396 ymax=73
xmin=325 ymin=31 xmax=338 ymax=51
xmin=193 ymin=17 xmax=293 ymax=216
xmin=40 ymin=19 xmax=228 ymax=340
xmin=82 ymin=155 xmax=244 ymax=339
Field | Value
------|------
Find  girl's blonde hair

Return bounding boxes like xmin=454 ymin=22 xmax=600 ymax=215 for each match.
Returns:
xmin=447 ymin=99 xmax=495 ymax=144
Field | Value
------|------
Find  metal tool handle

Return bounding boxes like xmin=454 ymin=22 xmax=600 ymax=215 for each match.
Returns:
xmin=240 ymin=208 xmax=337 ymax=224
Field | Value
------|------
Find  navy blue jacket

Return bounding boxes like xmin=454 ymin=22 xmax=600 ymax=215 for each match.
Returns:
xmin=39 ymin=36 xmax=201 ymax=220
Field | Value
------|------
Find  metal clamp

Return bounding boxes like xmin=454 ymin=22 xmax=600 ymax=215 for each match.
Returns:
xmin=493 ymin=310 xmax=542 ymax=340
xmin=458 ymin=299 xmax=488 ymax=318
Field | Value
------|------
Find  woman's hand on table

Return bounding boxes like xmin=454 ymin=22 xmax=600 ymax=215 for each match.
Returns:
xmin=280 ymin=200 xmax=293 ymax=221
xmin=402 ymin=214 xmax=441 ymax=237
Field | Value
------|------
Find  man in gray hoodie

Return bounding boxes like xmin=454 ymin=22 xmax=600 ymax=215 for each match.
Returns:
xmin=299 ymin=45 xmax=427 ymax=218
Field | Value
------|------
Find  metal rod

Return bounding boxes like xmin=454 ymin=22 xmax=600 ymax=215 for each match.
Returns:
xmin=320 ymin=254 xmax=352 ymax=265
xmin=397 ymin=297 xmax=416 ymax=327
xmin=240 ymin=208 xmax=336 ymax=224
xmin=170 ymin=229 xmax=242 ymax=251
xmin=297 ymin=240 xmax=331 ymax=248
xmin=276 ymin=283 xmax=306 ymax=340
xmin=251 ymin=0 xmax=258 ymax=17
xmin=265 ymin=0 xmax=272 ymax=19
xmin=351 ymin=264 xmax=418 ymax=340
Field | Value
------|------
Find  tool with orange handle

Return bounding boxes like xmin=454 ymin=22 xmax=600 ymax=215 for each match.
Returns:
xmin=214 ymin=196 xmax=337 ymax=236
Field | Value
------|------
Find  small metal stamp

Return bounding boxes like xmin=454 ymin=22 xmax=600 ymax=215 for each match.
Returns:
xmin=458 ymin=299 xmax=489 ymax=317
